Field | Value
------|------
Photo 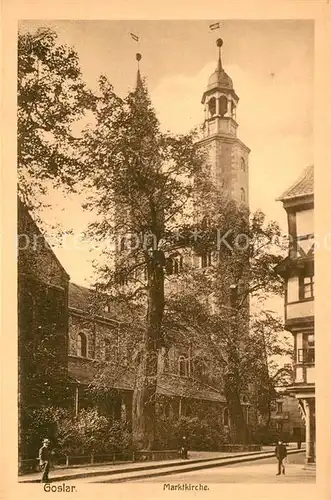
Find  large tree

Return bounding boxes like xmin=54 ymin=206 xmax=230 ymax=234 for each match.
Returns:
xmin=161 ymin=206 xmax=290 ymax=444
xmin=81 ymin=73 xmax=207 ymax=449
xmin=18 ymin=27 xmax=95 ymax=207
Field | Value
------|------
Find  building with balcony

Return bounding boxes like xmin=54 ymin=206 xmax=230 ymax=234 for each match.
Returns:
xmin=275 ymin=165 xmax=315 ymax=465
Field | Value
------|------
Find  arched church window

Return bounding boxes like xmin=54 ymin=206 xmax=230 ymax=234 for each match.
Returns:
xmin=178 ymin=356 xmax=188 ymax=377
xmin=240 ymin=157 xmax=246 ymax=171
xmin=223 ymin=407 xmax=230 ymax=427
xmin=219 ymin=96 xmax=227 ymax=117
xmin=240 ymin=188 xmax=246 ymax=202
xmin=77 ymin=332 xmax=87 ymax=358
xmin=208 ymin=97 xmax=216 ymax=117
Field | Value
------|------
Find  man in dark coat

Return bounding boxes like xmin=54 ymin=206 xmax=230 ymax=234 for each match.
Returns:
xmin=181 ymin=436 xmax=189 ymax=459
xmin=38 ymin=438 xmax=51 ymax=483
xmin=275 ymin=440 xmax=287 ymax=475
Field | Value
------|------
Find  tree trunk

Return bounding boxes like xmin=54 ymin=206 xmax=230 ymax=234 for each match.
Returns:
xmin=224 ymin=373 xmax=250 ymax=445
xmin=226 ymin=286 xmax=250 ymax=445
xmin=132 ymin=250 xmax=165 ymax=450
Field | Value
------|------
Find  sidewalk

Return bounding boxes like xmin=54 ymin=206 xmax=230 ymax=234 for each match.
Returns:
xmin=19 ymin=446 xmax=303 ymax=483
xmin=133 ymin=450 xmax=315 ymax=485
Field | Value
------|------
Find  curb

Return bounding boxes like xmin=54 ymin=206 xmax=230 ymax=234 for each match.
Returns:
xmin=19 ymin=449 xmax=305 ymax=484
xmin=97 ymin=449 xmax=307 ymax=483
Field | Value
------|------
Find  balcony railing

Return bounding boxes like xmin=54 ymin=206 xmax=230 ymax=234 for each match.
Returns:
xmin=297 ymin=348 xmax=315 ymax=364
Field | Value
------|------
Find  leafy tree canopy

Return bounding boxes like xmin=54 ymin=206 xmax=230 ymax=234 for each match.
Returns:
xmin=18 ymin=27 xmax=96 ymax=207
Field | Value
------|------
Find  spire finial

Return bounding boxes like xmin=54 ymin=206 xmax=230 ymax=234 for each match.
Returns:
xmin=216 ymin=38 xmax=223 ymax=71
xmin=136 ymin=53 xmax=143 ymax=88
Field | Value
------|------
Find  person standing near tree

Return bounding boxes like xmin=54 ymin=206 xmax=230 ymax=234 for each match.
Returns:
xmin=38 ymin=438 xmax=51 ymax=483
xmin=275 ymin=440 xmax=287 ymax=475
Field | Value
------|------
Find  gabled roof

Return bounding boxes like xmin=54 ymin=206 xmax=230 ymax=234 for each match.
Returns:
xmin=18 ymin=197 xmax=70 ymax=281
xmin=277 ymin=165 xmax=314 ymax=202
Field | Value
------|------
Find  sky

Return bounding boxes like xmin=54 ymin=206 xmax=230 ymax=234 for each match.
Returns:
xmin=20 ymin=19 xmax=314 ymax=288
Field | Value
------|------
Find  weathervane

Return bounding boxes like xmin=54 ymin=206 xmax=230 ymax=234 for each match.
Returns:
xmin=136 ymin=52 xmax=142 ymax=70
xmin=130 ymin=32 xmax=142 ymax=71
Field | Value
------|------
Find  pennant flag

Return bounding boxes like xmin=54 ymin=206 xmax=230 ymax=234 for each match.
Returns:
xmin=209 ymin=22 xmax=220 ymax=31
xmin=130 ymin=32 xmax=139 ymax=42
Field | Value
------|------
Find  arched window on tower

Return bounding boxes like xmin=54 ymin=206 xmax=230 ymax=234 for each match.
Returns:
xmin=231 ymin=101 xmax=236 ymax=119
xmin=219 ymin=96 xmax=227 ymax=117
xmin=77 ymin=332 xmax=87 ymax=358
xmin=240 ymin=188 xmax=246 ymax=203
xmin=208 ymin=97 xmax=216 ymax=117
xmin=240 ymin=157 xmax=246 ymax=171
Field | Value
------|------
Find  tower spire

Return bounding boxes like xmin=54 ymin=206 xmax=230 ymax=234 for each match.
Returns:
xmin=216 ymin=38 xmax=223 ymax=71
xmin=136 ymin=52 xmax=143 ymax=89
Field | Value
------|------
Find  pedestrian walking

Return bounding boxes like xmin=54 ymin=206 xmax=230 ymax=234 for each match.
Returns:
xmin=38 ymin=438 xmax=51 ymax=483
xmin=181 ymin=435 xmax=189 ymax=459
xmin=275 ymin=440 xmax=287 ymax=475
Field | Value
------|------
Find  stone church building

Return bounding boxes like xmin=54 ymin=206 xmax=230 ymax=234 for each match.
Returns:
xmin=19 ymin=39 xmax=263 ymax=457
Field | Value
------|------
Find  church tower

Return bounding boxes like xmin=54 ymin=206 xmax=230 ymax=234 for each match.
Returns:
xmin=199 ymin=39 xmax=250 ymax=206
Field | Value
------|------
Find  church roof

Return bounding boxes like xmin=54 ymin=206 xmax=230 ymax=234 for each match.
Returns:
xmin=207 ymin=59 xmax=234 ymax=92
xmin=69 ymin=363 xmax=226 ymax=403
xmin=277 ymin=165 xmax=314 ymax=201
xmin=68 ymin=282 xmax=141 ymax=324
